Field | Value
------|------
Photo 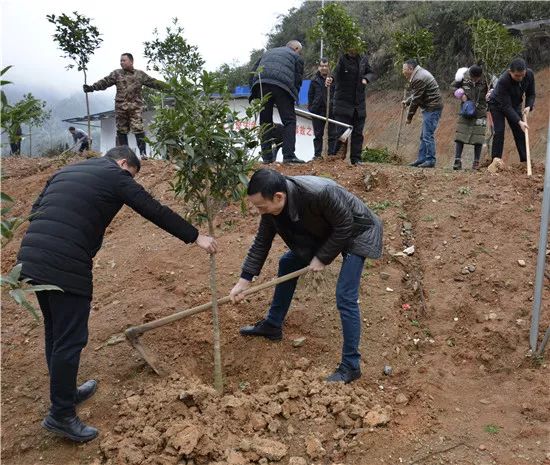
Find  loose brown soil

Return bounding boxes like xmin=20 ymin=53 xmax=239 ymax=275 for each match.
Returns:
xmin=2 ymin=149 xmax=549 ymax=465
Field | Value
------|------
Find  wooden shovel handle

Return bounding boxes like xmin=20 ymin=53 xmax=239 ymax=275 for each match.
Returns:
xmin=523 ymin=113 xmax=532 ymax=177
xmin=125 ymin=267 xmax=309 ymax=339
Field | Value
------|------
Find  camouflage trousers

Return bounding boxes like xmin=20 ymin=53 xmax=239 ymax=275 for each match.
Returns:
xmin=115 ymin=103 xmax=144 ymax=133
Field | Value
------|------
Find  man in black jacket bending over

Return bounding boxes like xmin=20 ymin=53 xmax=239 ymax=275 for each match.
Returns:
xmin=17 ymin=146 xmax=217 ymax=442
xmin=250 ymin=40 xmax=305 ymax=164
xmin=229 ymin=169 xmax=383 ymax=383
xmin=488 ymin=58 xmax=535 ymax=168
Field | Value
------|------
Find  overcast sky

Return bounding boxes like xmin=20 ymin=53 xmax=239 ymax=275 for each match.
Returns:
xmin=1 ymin=0 xmax=304 ymax=96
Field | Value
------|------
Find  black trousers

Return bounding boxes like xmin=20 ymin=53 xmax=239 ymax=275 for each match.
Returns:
xmin=10 ymin=142 xmax=21 ymax=155
xmin=330 ymin=109 xmax=365 ymax=163
xmin=78 ymin=141 xmax=89 ymax=153
xmin=312 ymin=116 xmax=336 ymax=157
xmin=490 ymin=106 xmax=526 ymax=162
xmin=36 ymin=290 xmax=91 ymax=418
xmin=255 ymin=83 xmax=297 ymax=161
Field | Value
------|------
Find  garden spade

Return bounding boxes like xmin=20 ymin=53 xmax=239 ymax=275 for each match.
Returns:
xmin=125 ymin=267 xmax=310 ymax=375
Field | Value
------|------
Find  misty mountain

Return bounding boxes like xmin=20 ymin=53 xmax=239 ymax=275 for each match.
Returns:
xmin=2 ymin=82 xmax=115 ymax=157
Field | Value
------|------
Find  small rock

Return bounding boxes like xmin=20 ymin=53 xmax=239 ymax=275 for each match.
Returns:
xmin=395 ymin=393 xmax=409 ymax=405
xmin=467 ymin=264 xmax=476 ymax=272
xmin=403 ymin=245 xmax=415 ymax=255
xmin=383 ymin=365 xmax=393 ymax=376
xmin=305 ymin=434 xmax=325 ymax=459
xmin=403 ymin=222 xmax=413 ymax=231
xmin=363 ymin=405 xmax=391 ymax=427
xmin=288 ymin=458 xmax=307 ymax=465
xmin=249 ymin=437 xmax=288 ymax=461
xmin=250 ymin=413 xmax=268 ymax=431
xmin=379 ymin=272 xmax=390 ymax=280
xmin=386 ymin=287 xmax=394 ymax=292
xmin=518 ymin=259 xmax=526 ymax=267
xmin=126 ymin=395 xmax=141 ymax=410
xmin=292 ymin=337 xmax=306 ymax=348
xmin=479 ymin=444 xmax=487 ymax=451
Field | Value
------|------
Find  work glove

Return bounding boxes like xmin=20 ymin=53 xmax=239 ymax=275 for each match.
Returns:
xmin=83 ymin=84 xmax=94 ymax=93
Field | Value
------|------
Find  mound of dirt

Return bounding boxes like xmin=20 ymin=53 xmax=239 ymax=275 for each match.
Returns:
xmin=100 ymin=363 xmax=396 ymax=465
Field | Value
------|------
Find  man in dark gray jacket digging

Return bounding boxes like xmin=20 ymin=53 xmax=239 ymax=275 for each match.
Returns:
xmin=250 ymin=41 xmax=305 ymax=164
xmin=229 ymin=168 xmax=383 ymax=383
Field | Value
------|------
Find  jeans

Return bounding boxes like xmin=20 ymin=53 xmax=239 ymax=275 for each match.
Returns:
xmin=416 ymin=109 xmax=442 ymax=164
xmin=255 ymin=83 xmax=297 ymax=162
xmin=36 ymin=290 xmax=91 ymax=418
xmin=266 ymin=250 xmax=365 ymax=370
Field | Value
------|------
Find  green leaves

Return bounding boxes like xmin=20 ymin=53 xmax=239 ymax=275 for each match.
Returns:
xmin=46 ymin=11 xmax=102 ymax=72
xmin=468 ymin=18 xmax=524 ymax=81
xmin=145 ymin=19 xmax=264 ymax=222
xmin=393 ymin=28 xmax=434 ymax=67
xmin=309 ymin=3 xmax=366 ymax=65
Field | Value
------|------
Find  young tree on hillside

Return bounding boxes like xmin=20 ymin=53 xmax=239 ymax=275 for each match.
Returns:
xmin=1 ymin=67 xmax=50 ymax=156
xmin=309 ymin=3 xmax=366 ymax=160
xmin=47 ymin=11 xmax=102 ymax=148
xmin=144 ymin=19 xmax=265 ymax=393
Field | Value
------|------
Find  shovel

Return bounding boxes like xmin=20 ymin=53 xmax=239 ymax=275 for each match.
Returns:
xmin=524 ymin=113 xmax=532 ymax=177
xmin=125 ymin=267 xmax=310 ymax=375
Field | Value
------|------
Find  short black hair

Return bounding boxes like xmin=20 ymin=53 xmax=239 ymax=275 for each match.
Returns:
xmin=405 ymin=59 xmax=418 ymax=69
xmin=121 ymin=53 xmax=134 ymax=61
xmin=68 ymin=126 xmax=75 ymax=131
xmin=104 ymin=146 xmax=141 ymax=172
xmin=247 ymin=168 xmax=287 ymax=199
xmin=469 ymin=64 xmax=483 ymax=78
xmin=509 ymin=58 xmax=526 ymax=72
xmin=319 ymin=57 xmax=329 ymax=64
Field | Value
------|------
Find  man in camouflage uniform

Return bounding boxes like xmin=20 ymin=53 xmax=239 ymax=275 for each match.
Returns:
xmin=84 ymin=53 xmax=166 ymax=159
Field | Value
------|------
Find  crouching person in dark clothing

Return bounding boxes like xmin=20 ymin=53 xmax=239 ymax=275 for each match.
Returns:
xmin=16 ymin=146 xmax=217 ymax=442
xmin=229 ymin=169 xmax=383 ymax=383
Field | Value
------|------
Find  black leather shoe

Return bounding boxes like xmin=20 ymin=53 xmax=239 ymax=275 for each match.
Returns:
xmin=351 ymin=160 xmax=365 ymax=166
xmin=76 ymin=380 xmax=97 ymax=404
xmin=42 ymin=414 xmax=98 ymax=442
xmin=239 ymin=319 xmax=282 ymax=341
xmin=262 ymin=158 xmax=275 ymax=165
xmin=325 ymin=365 xmax=361 ymax=384
xmin=409 ymin=159 xmax=423 ymax=167
xmin=282 ymin=157 xmax=305 ymax=164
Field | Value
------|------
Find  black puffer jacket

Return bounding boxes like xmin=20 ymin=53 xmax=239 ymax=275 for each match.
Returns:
xmin=250 ymin=47 xmax=304 ymax=102
xmin=242 ymin=176 xmax=383 ymax=277
xmin=332 ymin=54 xmax=375 ymax=118
xmin=308 ymin=71 xmax=334 ymax=116
xmin=17 ymin=157 xmax=199 ymax=297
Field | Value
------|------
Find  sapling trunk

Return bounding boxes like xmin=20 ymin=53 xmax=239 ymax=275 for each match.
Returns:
xmin=322 ymin=84 xmax=331 ymax=159
xmin=83 ymin=69 xmax=92 ymax=149
xmin=206 ymin=202 xmax=223 ymax=393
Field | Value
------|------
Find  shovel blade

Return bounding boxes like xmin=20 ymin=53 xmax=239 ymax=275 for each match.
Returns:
xmin=126 ymin=333 xmax=166 ymax=376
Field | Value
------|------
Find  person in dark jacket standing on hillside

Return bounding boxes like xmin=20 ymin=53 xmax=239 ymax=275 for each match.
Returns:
xmin=229 ymin=169 xmax=383 ymax=384
xmin=326 ymin=51 xmax=375 ymax=165
xmin=402 ymin=59 xmax=444 ymax=168
xmin=451 ymin=65 xmax=489 ymax=170
xmin=17 ymin=146 xmax=217 ymax=443
xmin=84 ymin=53 xmax=167 ymax=159
xmin=487 ymin=58 xmax=535 ymax=170
xmin=250 ymin=41 xmax=305 ymax=164
xmin=308 ymin=58 xmax=335 ymax=159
